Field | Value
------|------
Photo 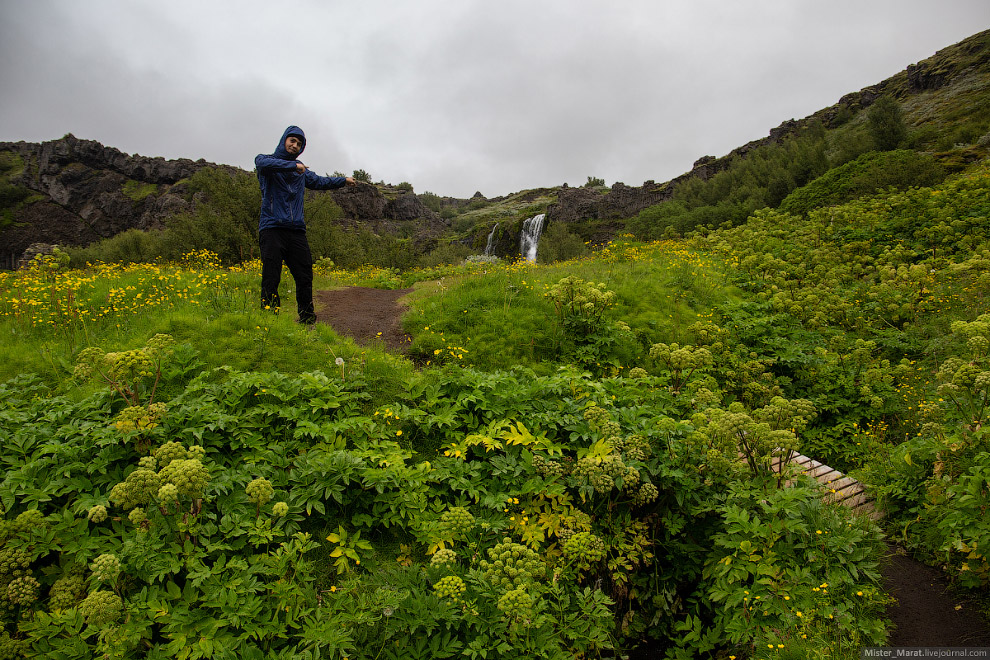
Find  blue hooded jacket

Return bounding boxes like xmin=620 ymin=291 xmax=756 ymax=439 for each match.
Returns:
xmin=255 ymin=125 xmax=347 ymax=232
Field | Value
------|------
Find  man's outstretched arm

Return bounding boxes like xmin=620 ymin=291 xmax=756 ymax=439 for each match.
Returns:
xmin=304 ymin=170 xmax=357 ymax=189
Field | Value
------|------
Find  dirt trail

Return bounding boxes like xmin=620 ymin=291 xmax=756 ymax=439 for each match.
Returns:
xmin=313 ymin=285 xmax=990 ymax=648
xmin=884 ymin=545 xmax=990 ymax=646
xmin=313 ymin=286 xmax=414 ymax=353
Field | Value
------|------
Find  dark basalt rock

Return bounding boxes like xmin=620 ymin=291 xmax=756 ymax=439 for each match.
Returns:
xmin=0 ymin=134 xmax=210 ymax=268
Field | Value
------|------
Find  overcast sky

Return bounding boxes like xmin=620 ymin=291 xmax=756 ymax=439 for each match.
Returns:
xmin=1 ymin=1 xmax=986 ymax=198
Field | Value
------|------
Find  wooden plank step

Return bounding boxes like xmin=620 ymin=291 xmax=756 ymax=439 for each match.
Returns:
xmin=843 ymin=490 xmax=876 ymax=510
xmin=806 ymin=463 xmax=841 ymax=481
xmin=770 ymin=453 xmax=798 ymax=472
xmin=835 ymin=493 xmax=876 ymax=514
xmin=773 ymin=455 xmax=822 ymax=475
xmin=817 ymin=469 xmax=847 ymax=485
xmin=740 ymin=448 xmax=884 ymax=520
xmin=861 ymin=504 xmax=884 ymax=521
xmin=852 ymin=499 xmax=878 ymax=514
xmin=823 ymin=475 xmax=859 ymax=494
xmin=827 ymin=482 xmax=867 ymax=504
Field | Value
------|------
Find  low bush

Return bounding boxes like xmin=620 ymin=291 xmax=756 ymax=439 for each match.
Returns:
xmin=779 ymin=150 xmax=947 ymax=216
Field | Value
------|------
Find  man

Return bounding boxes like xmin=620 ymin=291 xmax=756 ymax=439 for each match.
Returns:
xmin=255 ymin=125 xmax=356 ymax=323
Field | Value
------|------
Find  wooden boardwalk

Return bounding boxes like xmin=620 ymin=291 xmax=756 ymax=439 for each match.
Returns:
xmin=771 ymin=452 xmax=882 ymax=520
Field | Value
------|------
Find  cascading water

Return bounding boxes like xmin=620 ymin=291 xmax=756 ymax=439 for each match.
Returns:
xmin=483 ymin=223 xmax=499 ymax=257
xmin=519 ymin=213 xmax=546 ymax=262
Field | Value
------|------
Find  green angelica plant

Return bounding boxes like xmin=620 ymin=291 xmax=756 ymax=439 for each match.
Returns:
xmin=429 ymin=548 xmax=458 ymax=569
xmin=246 ymin=476 xmax=279 ymax=546
xmin=26 ymin=247 xmax=70 ymax=283
xmin=74 ymin=333 xmax=175 ymax=408
xmin=887 ymin=315 xmax=990 ymax=587
xmin=933 ymin=455 xmax=990 ymax=588
xmin=325 ymin=525 xmax=373 ymax=574
xmin=77 ymin=590 xmax=123 ymax=628
xmin=426 ymin=506 xmax=477 ymax=555
xmin=935 ymin=316 xmax=990 ymax=439
xmin=478 ymin=538 xmax=546 ymax=592
xmin=648 ymin=341 xmax=713 ymax=394
xmin=433 ymin=575 xmax=467 ymax=602
xmin=693 ymin=475 xmax=886 ymax=658
xmin=5 ymin=576 xmax=39 ymax=606
xmin=47 ymin=572 xmax=86 ymax=612
xmin=569 ymin=403 xmax=658 ymax=506
xmin=90 ymin=554 xmax=121 ymax=585
xmin=246 ymin=477 xmax=275 ymax=517
xmin=496 ymin=586 xmax=536 ymax=626
xmin=562 ymin=531 xmax=606 ymax=573
xmin=689 ymin=397 xmax=815 ymax=478
xmin=112 ymin=401 xmax=168 ymax=434
xmin=107 ymin=441 xmax=210 ymax=532
xmin=545 ymin=276 xmax=632 ymax=373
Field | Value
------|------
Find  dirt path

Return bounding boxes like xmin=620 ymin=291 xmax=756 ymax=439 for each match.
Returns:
xmin=311 ymin=285 xmax=990 ymax=648
xmin=313 ymin=286 xmax=414 ymax=353
xmin=884 ymin=545 xmax=990 ymax=646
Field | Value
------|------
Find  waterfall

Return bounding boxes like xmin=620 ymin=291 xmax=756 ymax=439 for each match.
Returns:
xmin=519 ymin=213 xmax=546 ymax=262
xmin=483 ymin=223 xmax=499 ymax=256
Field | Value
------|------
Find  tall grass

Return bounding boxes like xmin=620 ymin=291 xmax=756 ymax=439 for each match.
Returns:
xmin=401 ymin=238 xmax=732 ymax=372
xmin=0 ymin=250 xmax=416 ymax=393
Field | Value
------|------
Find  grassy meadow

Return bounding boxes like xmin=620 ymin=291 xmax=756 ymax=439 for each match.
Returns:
xmin=0 ymin=161 xmax=989 ymax=658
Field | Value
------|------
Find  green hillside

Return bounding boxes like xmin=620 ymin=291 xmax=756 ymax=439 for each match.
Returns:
xmin=627 ymin=29 xmax=990 ymax=240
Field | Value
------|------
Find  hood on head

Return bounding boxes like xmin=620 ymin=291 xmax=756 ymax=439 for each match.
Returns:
xmin=274 ymin=125 xmax=306 ymax=159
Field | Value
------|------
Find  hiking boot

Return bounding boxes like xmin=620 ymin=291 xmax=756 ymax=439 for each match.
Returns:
xmin=296 ymin=314 xmax=317 ymax=325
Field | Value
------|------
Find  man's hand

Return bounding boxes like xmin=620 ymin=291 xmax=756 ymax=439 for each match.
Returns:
xmin=296 ymin=162 xmax=307 ymax=173
xmin=345 ymin=177 xmax=357 ymax=186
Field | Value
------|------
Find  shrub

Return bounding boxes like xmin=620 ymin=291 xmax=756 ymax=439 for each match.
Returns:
xmin=418 ymin=191 xmax=443 ymax=212
xmin=779 ymin=150 xmax=947 ymax=216
xmin=535 ymin=222 xmax=588 ymax=263
xmin=867 ymin=95 xmax=908 ymax=151
xmin=417 ymin=242 xmax=473 ymax=268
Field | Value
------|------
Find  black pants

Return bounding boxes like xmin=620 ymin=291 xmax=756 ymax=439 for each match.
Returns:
xmin=259 ymin=228 xmax=315 ymax=321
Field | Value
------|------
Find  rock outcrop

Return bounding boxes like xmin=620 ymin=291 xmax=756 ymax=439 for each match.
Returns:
xmin=0 ymin=134 xmax=212 ymax=268
xmin=329 ymin=182 xmax=387 ymax=221
xmin=327 ymin=183 xmax=447 ymax=250
xmin=327 ymin=183 xmax=441 ymax=224
xmin=546 ymin=181 xmax=668 ymax=226
xmin=28 ymin=133 xmax=206 ymax=183
xmin=385 ymin=190 xmax=440 ymax=222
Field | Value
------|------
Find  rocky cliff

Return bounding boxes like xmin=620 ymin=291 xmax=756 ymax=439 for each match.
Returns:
xmin=329 ymin=183 xmax=447 ymax=250
xmin=0 ymin=134 xmax=211 ymax=269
